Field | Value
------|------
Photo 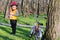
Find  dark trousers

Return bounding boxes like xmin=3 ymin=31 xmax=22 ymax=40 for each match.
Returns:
xmin=10 ymin=20 xmax=17 ymax=34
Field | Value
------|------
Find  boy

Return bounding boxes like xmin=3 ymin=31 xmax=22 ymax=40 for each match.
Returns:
xmin=8 ymin=1 xmax=19 ymax=35
xmin=29 ymin=22 xmax=43 ymax=38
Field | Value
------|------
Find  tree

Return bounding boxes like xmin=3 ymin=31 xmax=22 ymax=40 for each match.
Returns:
xmin=42 ymin=0 xmax=60 ymax=40
xmin=37 ymin=0 xmax=40 ymax=17
xmin=4 ymin=0 xmax=12 ymax=18
xmin=21 ymin=0 xmax=24 ymax=16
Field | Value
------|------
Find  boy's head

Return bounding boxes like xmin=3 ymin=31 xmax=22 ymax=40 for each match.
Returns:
xmin=37 ymin=22 xmax=43 ymax=27
xmin=10 ymin=1 xmax=18 ymax=10
xmin=11 ymin=5 xmax=17 ymax=10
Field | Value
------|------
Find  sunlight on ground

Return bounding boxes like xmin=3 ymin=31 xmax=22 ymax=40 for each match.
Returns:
xmin=0 ymin=26 xmax=35 ymax=40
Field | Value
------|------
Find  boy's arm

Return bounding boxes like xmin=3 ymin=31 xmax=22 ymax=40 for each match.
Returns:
xmin=39 ymin=26 xmax=45 ymax=30
xmin=8 ymin=12 xmax=10 ymax=17
xmin=40 ymin=26 xmax=46 ymax=29
xmin=13 ymin=10 xmax=19 ymax=16
xmin=31 ymin=26 xmax=36 ymax=30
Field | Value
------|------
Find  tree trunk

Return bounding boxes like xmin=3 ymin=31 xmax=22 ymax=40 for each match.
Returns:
xmin=37 ymin=0 xmax=40 ymax=17
xmin=21 ymin=0 xmax=24 ymax=16
xmin=42 ymin=0 xmax=60 ymax=40
xmin=4 ymin=0 xmax=9 ymax=18
xmin=4 ymin=0 xmax=12 ymax=18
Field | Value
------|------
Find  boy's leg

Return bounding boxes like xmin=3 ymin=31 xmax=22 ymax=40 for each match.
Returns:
xmin=12 ymin=20 xmax=17 ymax=34
xmin=10 ymin=20 xmax=13 ymax=33
xmin=10 ymin=20 xmax=17 ymax=34
xmin=29 ymin=29 xmax=34 ymax=37
xmin=30 ymin=29 xmax=34 ymax=34
xmin=10 ymin=20 xmax=13 ymax=28
xmin=38 ymin=30 xmax=42 ymax=38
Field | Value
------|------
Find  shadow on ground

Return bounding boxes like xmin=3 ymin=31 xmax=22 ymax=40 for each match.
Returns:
xmin=0 ymin=26 xmax=35 ymax=40
xmin=0 ymin=35 xmax=13 ymax=40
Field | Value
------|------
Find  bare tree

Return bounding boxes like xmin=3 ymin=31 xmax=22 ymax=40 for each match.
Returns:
xmin=5 ymin=0 xmax=12 ymax=18
xmin=21 ymin=0 xmax=24 ymax=16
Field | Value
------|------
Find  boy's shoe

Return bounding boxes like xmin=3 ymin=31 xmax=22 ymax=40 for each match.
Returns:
xmin=29 ymin=34 xmax=32 ymax=38
xmin=10 ymin=33 xmax=15 ymax=35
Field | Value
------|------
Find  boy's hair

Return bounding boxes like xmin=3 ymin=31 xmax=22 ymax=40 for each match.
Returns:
xmin=10 ymin=1 xmax=18 ymax=7
xmin=37 ymin=22 xmax=43 ymax=25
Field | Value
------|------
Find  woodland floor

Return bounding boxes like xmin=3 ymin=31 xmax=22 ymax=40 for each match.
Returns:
xmin=0 ymin=14 xmax=46 ymax=40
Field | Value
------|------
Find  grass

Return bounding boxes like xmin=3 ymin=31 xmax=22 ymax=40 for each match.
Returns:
xmin=0 ymin=14 xmax=46 ymax=26
xmin=0 ymin=26 xmax=36 ymax=40
xmin=0 ymin=13 xmax=46 ymax=40
xmin=18 ymin=15 xmax=46 ymax=26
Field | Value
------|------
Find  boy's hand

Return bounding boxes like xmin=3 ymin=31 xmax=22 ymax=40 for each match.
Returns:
xmin=10 ymin=15 xmax=12 ymax=19
xmin=10 ymin=12 xmax=14 ymax=15
xmin=35 ymin=27 xmax=39 ymax=32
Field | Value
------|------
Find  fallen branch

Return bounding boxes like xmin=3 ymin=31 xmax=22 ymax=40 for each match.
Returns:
xmin=0 ymin=22 xmax=46 ymax=28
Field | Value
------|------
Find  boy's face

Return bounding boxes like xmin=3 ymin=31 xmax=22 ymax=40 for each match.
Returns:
xmin=37 ymin=24 xmax=40 ymax=28
xmin=12 ymin=5 xmax=17 ymax=10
